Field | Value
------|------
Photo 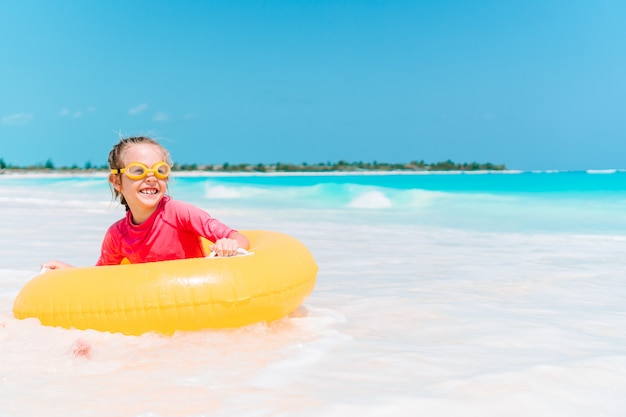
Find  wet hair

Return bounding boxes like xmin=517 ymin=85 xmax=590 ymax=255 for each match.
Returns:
xmin=108 ymin=136 xmax=172 ymax=210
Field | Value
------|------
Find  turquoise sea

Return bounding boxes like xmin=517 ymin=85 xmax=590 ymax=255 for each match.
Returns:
xmin=4 ymin=169 xmax=624 ymax=233
xmin=174 ymin=170 xmax=626 ymax=233
xmin=1 ymin=170 xmax=625 ymax=416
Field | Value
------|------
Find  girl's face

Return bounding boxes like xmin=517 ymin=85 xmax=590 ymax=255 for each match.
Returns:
xmin=110 ymin=143 xmax=169 ymax=224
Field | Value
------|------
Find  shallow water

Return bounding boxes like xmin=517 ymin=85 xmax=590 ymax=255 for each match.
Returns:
xmin=1 ymin=172 xmax=625 ymax=416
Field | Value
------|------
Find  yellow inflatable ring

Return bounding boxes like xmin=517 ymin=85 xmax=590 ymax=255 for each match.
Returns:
xmin=13 ymin=230 xmax=317 ymax=335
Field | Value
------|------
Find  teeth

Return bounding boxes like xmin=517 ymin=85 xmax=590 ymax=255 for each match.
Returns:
xmin=141 ymin=189 xmax=158 ymax=195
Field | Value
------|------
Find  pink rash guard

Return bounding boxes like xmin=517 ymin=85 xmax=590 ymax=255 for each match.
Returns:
xmin=96 ymin=196 xmax=235 ymax=265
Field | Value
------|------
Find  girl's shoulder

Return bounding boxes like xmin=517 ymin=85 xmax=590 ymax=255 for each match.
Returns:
xmin=103 ymin=215 xmax=129 ymax=238
xmin=162 ymin=197 xmax=206 ymax=216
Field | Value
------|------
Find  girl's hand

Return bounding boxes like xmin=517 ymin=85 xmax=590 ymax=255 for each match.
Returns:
xmin=209 ymin=238 xmax=240 ymax=257
xmin=41 ymin=260 xmax=75 ymax=270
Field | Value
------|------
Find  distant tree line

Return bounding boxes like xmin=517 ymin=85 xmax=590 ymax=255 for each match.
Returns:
xmin=174 ymin=159 xmax=506 ymax=172
xmin=0 ymin=158 xmax=506 ymax=173
xmin=0 ymin=158 xmax=107 ymax=171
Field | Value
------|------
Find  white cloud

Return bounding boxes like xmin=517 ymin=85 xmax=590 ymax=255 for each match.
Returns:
xmin=129 ymin=103 xmax=149 ymax=115
xmin=1 ymin=113 xmax=33 ymax=125
xmin=60 ymin=107 xmax=95 ymax=118
xmin=153 ymin=112 xmax=170 ymax=122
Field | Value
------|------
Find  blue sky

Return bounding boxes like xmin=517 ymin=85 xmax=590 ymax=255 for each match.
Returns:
xmin=1 ymin=1 xmax=625 ymax=170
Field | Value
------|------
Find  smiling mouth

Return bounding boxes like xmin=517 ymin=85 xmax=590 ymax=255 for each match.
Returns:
xmin=140 ymin=189 xmax=158 ymax=195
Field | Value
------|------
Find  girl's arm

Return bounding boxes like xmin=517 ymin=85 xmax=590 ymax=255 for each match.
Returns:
xmin=41 ymin=260 xmax=75 ymax=270
xmin=210 ymin=231 xmax=250 ymax=257
xmin=173 ymin=199 xmax=250 ymax=257
xmin=229 ymin=231 xmax=250 ymax=250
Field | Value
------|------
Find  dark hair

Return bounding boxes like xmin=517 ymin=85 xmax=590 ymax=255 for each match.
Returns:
xmin=109 ymin=136 xmax=172 ymax=210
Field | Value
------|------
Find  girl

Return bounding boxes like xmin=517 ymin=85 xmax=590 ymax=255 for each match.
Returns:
xmin=43 ymin=136 xmax=249 ymax=269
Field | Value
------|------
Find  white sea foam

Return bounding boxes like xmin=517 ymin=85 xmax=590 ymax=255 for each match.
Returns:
xmin=1 ymin=175 xmax=625 ymax=416
xmin=203 ymin=184 xmax=244 ymax=199
xmin=347 ymin=190 xmax=392 ymax=208
xmin=587 ymin=169 xmax=617 ymax=174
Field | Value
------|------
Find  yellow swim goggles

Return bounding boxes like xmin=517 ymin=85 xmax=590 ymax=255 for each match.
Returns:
xmin=111 ymin=162 xmax=171 ymax=180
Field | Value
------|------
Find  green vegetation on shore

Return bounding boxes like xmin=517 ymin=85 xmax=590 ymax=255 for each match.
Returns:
xmin=0 ymin=158 xmax=506 ymax=173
